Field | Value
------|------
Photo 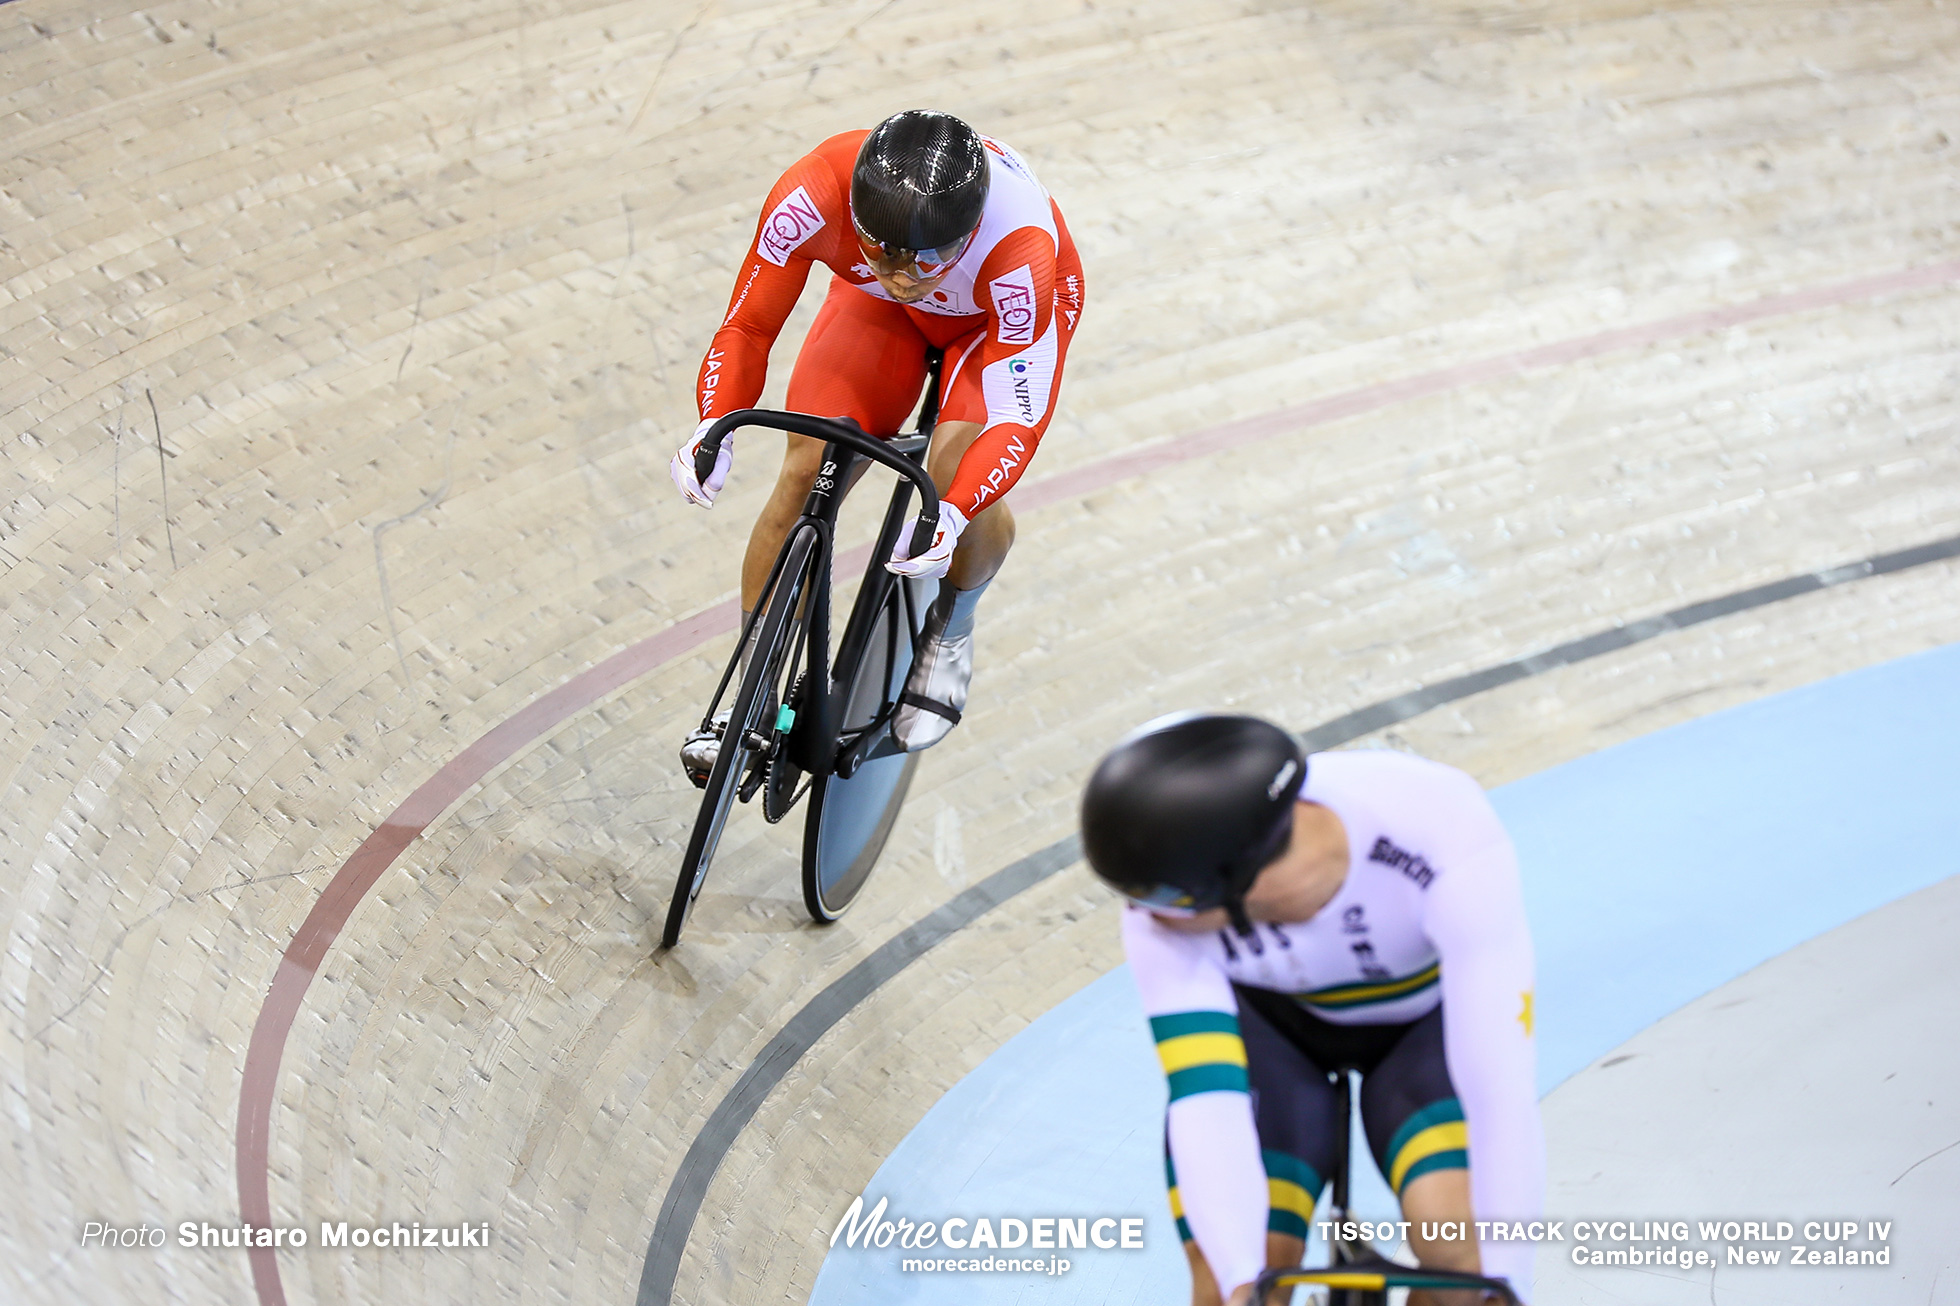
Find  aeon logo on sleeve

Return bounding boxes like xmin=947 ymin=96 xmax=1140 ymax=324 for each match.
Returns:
xmin=989 ymin=264 xmax=1039 ymax=345
xmin=757 ymin=186 xmax=826 ymax=267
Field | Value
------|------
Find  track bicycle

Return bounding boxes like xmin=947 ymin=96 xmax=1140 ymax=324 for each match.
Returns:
xmin=1250 ymin=1066 xmax=1522 ymax=1306
xmin=663 ymin=356 xmax=948 ymax=948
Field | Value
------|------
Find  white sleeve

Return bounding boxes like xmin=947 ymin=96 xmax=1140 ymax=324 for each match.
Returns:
xmin=1121 ymin=907 xmax=1269 ymax=1297
xmin=1423 ymin=831 xmax=1545 ymax=1303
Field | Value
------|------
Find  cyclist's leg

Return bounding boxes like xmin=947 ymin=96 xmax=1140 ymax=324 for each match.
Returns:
xmin=889 ymin=418 xmax=996 ymax=752
xmin=740 ymin=434 xmax=834 ymax=612
xmin=1359 ymin=1006 xmax=1482 ymax=1306
xmin=1401 ymin=1168 xmax=1477 ymax=1272
xmin=739 ymin=277 xmax=930 ymax=610
xmin=1171 ymin=996 xmax=1340 ymax=1306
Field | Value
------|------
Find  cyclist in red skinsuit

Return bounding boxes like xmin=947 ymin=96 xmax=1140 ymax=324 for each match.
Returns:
xmin=671 ymin=110 xmax=1085 ymax=760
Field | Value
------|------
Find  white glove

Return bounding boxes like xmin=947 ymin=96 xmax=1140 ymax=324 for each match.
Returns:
xmin=670 ymin=418 xmax=732 ymax=508
xmin=886 ymin=502 xmax=970 ymax=580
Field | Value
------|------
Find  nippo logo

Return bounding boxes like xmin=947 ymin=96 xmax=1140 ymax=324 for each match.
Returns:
xmin=757 ymin=186 xmax=826 ymax=267
xmin=1005 ymin=358 xmax=1036 ymax=423
xmin=989 ymin=265 xmax=1038 ymax=345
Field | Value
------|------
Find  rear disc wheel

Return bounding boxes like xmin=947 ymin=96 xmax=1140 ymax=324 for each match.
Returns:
xmin=801 ymin=579 xmax=922 ymax=922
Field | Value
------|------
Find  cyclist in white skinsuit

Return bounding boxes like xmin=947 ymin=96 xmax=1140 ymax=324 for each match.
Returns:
xmin=1081 ymin=715 xmax=1544 ymax=1306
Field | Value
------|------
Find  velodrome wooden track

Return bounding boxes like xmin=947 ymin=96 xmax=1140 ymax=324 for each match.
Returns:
xmin=4 ymin=0 xmax=1957 ymax=1302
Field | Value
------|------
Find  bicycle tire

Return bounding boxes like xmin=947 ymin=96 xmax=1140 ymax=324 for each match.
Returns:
xmin=800 ymin=575 xmax=922 ymax=922
xmin=664 ymin=527 xmax=817 ymax=947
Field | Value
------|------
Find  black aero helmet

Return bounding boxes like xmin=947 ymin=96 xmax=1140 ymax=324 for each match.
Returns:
xmin=1080 ymin=713 xmax=1306 ymax=932
xmin=851 ymin=110 xmax=991 ymax=255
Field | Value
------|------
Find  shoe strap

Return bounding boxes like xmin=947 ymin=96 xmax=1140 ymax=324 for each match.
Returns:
xmin=899 ymin=690 xmax=962 ymax=724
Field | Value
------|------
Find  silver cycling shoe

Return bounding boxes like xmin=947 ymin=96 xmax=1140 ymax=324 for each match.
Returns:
xmin=893 ymin=614 xmax=973 ymax=753
xmin=680 ymin=709 xmax=732 ymax=787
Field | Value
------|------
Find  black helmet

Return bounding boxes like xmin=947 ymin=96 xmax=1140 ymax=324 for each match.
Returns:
xmin=851 ymin=110 xmax=991 ymax=256
xmin=1080 ymin=713 xmax=1306 ymax=932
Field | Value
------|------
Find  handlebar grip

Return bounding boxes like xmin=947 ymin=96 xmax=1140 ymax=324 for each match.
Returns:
xmin=907 ymin=506 xmax=940 ymax=559
xmin=691 ymin=411 xmax=748 ymax=487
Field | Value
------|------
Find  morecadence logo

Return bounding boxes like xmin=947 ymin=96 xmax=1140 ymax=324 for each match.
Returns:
xmin=829 ymin=1193 xmax=1148 ymax=1277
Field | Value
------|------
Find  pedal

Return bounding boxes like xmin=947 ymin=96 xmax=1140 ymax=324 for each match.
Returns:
xmin=680 ymin=711 xmax=729 ymax=789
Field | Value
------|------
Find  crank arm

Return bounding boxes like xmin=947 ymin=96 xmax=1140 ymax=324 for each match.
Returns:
xmin=833 ymin=715 xmax=905 ymax=777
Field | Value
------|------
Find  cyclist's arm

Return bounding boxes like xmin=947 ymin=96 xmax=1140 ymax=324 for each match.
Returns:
xmin=940 ymin=227 xmax=1064 ymax=518
xmin=693 ymin=155 xmax=840 ymax=420
xmin=1425 ymin=826 xmax=1544 ymax=1303
xmin=1121 ymin=907 xmax=1269 ymax=1299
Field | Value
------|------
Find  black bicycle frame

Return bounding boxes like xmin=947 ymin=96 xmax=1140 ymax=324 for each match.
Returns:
xmin=691 ymin=401 xmax=942 ymax=782
xmin=805 ymin=446 xmax=932 ymax=778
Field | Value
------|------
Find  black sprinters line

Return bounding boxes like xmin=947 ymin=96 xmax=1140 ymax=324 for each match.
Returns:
xmin=1296 ymin=534 xmax=1960 ymax=748
xmin=635 ymin=837 xmax=1080 ymax=1306
xmin=636 ymin=528 xmax=1960 ymax=1305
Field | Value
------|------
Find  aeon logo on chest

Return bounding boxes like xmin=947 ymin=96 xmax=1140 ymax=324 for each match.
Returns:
xmin=757 ymin=186 xmax=825 ymax=266
xmin=989 ymin=264 xmax=1039 ymax=344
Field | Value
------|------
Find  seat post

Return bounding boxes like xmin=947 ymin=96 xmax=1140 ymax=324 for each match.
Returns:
xmin=1328 ymin=1065 xmax=1356 ymax=1234
xmin=916 ymin=346 xmax=945 ymax=436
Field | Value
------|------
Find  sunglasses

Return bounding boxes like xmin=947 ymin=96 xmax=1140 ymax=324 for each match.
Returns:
xmin=1117 ymin=884 xmax=1212 ymax=918
xmin=853 ymin=217 xmax=976 ymax=281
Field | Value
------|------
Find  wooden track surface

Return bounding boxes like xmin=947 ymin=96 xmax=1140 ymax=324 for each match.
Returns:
xmin=2 ymin=0 xmax=1956 ymax=1302
xmin=1540 ymin=871 xmax=1960 ymax=1304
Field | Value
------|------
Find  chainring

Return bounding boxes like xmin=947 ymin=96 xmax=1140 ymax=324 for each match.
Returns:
xmin=762 ymin=673 xmax=810 ymax=823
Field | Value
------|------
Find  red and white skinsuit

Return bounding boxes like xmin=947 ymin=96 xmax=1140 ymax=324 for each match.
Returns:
xmin=694 ymin=129 xmax=1085 ymax=522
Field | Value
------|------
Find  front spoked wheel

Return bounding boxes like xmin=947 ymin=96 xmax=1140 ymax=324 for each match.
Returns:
xmin=800 ymin=577 xmax=925 ymax=922
xmin=664 ymin=528 xmax=816 ymax=948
